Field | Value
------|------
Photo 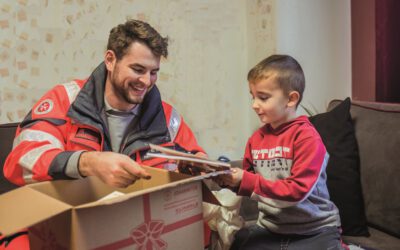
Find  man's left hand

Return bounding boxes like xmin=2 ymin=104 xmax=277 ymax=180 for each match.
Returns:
xmin=177 ymin=152 xmax=208 ymax=175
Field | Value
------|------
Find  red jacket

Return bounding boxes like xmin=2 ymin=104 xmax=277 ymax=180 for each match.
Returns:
xmin=4 ymin=63 xmax=204 ymax=186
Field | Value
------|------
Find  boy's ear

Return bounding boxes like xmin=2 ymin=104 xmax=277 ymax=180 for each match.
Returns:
xmin=287 ymin=91 xmax=300 ymax=108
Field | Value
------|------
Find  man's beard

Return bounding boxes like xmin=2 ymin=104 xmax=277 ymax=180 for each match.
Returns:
xmin=111 ymin=74 xmax=145 ymax=106
xmin=117 ymin=82 xmax=145 ymax=105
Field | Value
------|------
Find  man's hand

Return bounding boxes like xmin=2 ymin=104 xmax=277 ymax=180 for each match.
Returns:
xmin=78 ymin=151 xmax=151 ymax=188
xmin=194 ymin=152 xmax=207 ymax=158
xmin=213 ymin=167 xmax=244 ymax=188
xmin=177 ymin=152 xmax=208 ymax=175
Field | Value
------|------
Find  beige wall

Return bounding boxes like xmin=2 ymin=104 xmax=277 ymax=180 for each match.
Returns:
xmin=276 ymin=0 xmax=352 ymax=114
xmin=0 ymin=0 xmax=351 ymax=159
xmin=0 ymin=0 xmax=275 ymax=159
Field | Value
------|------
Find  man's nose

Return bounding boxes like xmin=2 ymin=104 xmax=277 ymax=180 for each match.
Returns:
xmin=138 ymin=73 xmax=151 ymax=86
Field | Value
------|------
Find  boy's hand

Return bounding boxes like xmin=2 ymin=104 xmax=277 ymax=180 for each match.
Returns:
xmin=214 ymin=167 xmax=244 ymax=188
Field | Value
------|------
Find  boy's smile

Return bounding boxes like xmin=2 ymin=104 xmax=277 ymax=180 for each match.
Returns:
xmin=249 ymin=74 xmax=294 ymax=128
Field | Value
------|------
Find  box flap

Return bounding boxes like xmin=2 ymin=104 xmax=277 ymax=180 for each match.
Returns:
xmin=28 ymin=176 xmax=115 ymax=206
xmin=0 ymin=186 xmax=72 ymax=236
xmin=202 ymin=182 xmax=221 ymax=206
xmin=75 ymin=167 xmax=221 ymax=209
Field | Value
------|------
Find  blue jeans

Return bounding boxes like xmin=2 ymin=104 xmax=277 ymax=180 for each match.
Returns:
xmin=230 ymin=225 xmax=347 ymax=250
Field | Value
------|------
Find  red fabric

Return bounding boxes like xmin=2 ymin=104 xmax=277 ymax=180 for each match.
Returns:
xmin=239 ymin=116 xmax=327 ymax=207
xmin=0 ymin=232 xmax=30 ymax=250
xmin=375 ymin=0 xmax=400 ymax=103
xmin=203 ymin=221 xmax=211 ymax=248
xmin=3 ymin=81 xmax=86 ymax=185
xmin=161 ymin=102 xmax=205 ymax=154
xmin=4 ymin=81 xmax=204 ymax=185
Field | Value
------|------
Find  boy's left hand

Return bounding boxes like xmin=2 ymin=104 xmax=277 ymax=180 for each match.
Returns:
xmin=213 ymin=167 xmax=244 ymax=188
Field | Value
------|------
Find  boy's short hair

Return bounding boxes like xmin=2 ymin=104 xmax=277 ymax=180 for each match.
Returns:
xmin=248 ymin=55 xmax=305 ymax=106
xmin=107 ymin=19 xmax=169 ymax=60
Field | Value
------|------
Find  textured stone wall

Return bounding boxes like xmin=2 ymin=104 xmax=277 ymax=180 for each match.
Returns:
xmin=0 ymin=0 xmax=276 ymax=158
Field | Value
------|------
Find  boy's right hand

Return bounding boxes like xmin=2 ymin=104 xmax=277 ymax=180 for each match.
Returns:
xmin=213 ymin=167 xmax=244 ymax=188
xmin=78 ymin=151 xmax=151 ymax=188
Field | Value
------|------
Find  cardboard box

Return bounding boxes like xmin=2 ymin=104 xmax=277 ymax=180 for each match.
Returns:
xmin=0 ymin=167 xmax=220 ymax=249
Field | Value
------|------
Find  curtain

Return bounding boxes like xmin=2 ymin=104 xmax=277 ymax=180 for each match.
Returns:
xmin=375 ymin=0 xmax=400 ymax=103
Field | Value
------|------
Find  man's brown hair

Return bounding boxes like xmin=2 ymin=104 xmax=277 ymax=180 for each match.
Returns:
xmin=107 ymin=19 xmax=168 ymax=60
xmin=248 ymin=54 xmax=305 ymax=105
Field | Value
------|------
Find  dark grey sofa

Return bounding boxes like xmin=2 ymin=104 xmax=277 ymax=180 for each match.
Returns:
xmin=238 ymin=99 xmax=400 ymax=250
xmin=0 ymin=123 xmax=18 ymax=194
xmin=330 ymin=100 xmax=400 ymax=250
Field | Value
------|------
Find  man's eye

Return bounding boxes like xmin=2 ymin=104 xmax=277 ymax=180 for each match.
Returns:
xmin=133 ymin=68 xmax=144 ymax=74
xmin=150 ymin=71 xmax=158 ymax=76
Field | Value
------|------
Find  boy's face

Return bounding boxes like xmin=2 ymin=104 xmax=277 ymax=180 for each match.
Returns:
xmin=249 ymin=74 xmax=291 ymax=128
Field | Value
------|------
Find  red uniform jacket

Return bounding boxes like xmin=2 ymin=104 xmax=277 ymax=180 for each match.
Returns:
xmin=4 ymin=63 xmax=204 ymax=186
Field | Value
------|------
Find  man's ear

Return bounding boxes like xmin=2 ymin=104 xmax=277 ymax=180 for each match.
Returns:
xmin=104 ymin=50 xmax=116 ymax=71
xmin=287 ymin=91 xmax=300 ymax=108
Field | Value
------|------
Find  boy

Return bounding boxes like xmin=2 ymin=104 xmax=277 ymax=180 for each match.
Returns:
xmin=216 ymin=55 xmax=347 ymax=249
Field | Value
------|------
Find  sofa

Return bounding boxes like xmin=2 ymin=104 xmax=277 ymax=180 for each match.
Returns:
xmin=328 ymin=99 xmax=400 ymax=250
xmin=238 ymin=99 xmax=400 ymax=250
xmin=0 ymin=123 xmax=18 ymax=195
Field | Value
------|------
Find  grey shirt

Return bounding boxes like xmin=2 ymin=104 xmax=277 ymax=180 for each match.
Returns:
xmin=65 ymin=98 xmax=139 ymax=179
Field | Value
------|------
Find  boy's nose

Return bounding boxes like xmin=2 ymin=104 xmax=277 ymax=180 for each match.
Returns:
xmin=252 ymin=100 xmax=259 ymax=110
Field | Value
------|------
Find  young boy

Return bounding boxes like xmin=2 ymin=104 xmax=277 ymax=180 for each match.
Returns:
xmin=216 ymin=55 xmax=347 ymax=249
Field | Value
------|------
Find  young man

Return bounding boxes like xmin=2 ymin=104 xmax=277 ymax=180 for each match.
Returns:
xmin=216 ymin=55 xmax=347 ymax=249
xmin=4 ymin=19 xmax=205 ymax=188
xmin=2 ymin=20 xmax=206 ymax=249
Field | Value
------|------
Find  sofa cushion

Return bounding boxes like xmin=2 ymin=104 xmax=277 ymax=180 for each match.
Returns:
xmin=332 ymin=100 xmax=400 ymax=238
xmin=0 ymin=123 xmax=19 ymax=194
xmin=309 ymin=98 xmax=369 ymax=236
xmin=343 ymin=227 xmax=400 ymax=250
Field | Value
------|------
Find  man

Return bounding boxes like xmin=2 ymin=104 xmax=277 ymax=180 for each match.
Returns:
xmin=4 ymin=19 xmax=205 ymax=188
xmin=2 ymin=19 xmax=208 ymax=250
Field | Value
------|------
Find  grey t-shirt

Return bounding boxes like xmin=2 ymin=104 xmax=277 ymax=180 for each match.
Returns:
xmin=65 ymin=98 xmax=139 ymax=178
xmin=104 ymin=99 xmax=139 ymax=152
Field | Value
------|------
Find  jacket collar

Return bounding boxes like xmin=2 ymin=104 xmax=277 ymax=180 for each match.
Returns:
xmin=67 ymin=62 xmax=170 ymax=152
xmin=68 ymin=62 xmax=107 ymax=129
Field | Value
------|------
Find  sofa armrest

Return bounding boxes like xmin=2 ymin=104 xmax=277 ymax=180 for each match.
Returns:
xmin=0 ymin=123 xmax=19 ymax=194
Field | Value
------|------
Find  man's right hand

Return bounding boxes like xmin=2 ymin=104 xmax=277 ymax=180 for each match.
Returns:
xmin=78 ymin=151 xmax=151 ymax=188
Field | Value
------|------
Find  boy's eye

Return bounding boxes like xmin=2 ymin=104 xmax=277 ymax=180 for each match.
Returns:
xmin=259 ymin=96 xmax=269 ymax=101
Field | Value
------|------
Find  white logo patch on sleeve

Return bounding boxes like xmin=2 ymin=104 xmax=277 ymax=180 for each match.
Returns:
xmin=34 ymin=99 xmax=54 ymax=115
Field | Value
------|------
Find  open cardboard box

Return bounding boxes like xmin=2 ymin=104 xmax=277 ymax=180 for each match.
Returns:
xmin=0 ymin=166 xmax=220 ymax=249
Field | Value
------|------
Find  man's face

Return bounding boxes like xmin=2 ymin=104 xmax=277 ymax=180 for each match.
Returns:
xmin=249 ymin=74 xmax=290 ymax=128
xmin=105 ymin=42 xmax=160 ymax=110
